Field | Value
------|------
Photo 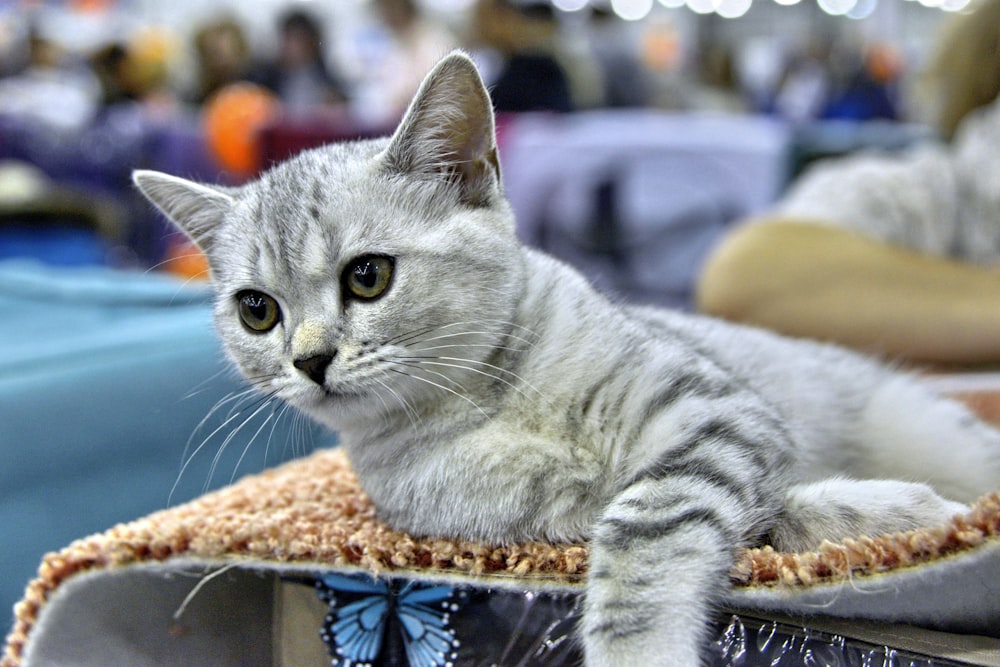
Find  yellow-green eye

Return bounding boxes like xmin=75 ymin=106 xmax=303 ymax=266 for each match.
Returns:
xmin=344 ymin=255 xmax=394 ymax=300
xmin=237 ymin=290 xmax=281 ymax=332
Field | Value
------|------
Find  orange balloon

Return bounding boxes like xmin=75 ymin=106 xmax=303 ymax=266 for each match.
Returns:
xmin=203 ymin=82 xmax=281 ymax=179
xmin=164 ymin=237 xmax=211 ymax=280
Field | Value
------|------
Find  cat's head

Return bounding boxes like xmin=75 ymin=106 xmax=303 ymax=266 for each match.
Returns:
xmin=133 ymin=53 xmax=525 ymax=430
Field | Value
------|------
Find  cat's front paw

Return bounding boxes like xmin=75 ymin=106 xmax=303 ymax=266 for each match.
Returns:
xmin=769 ymin=479 xmax=968 ymax=552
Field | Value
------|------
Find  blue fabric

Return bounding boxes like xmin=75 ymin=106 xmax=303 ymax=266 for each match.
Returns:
xmin=0 ymin=227 xmax=108 ymax=267
xmin=0 ymin=261 xmax=332 ymax=624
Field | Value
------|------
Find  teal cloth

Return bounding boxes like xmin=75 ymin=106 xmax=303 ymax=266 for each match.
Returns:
xmin=0 ymin=261 xmax=331 ymax=625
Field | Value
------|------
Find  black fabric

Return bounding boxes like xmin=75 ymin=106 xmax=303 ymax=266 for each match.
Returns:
xmin=307 ymin=571 xmax=967 ymax=667
xmin=489 ymin=54 xmax=573 ymax=114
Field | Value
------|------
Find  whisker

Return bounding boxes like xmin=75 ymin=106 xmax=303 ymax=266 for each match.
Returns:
xmin=142 ymin=251 xmax=210 ymax=275
xmin=191 ymin=388 xmax=259 ymax=434
xmin=388 ymin=367 xmax=491 ymax=419
xmin=387 ymin=323 xmax=445 ymax=347
xmin=399 ymin=356 xmax=547 ymax=404
xmin=173 ymin=388 xmax=262 ymax=495
xmin=169 ymin=395 xmax=262 ymax=503
xmin=206 ymin=395 xmax=279 ymax=492
xmin=264 ymin=402 xmax=291 ymax=463
xmin=389 ymin=319 xmax=539 ymax=348
xmin=408 ymin=329 xmax=536 ymax=349
xmin=368 ymin=378 xmax=414 ymax=435
xmin=367 ymin=380 xmax=394 ymax=430
xmin=241 ymin=374 xmax=278 ymax=388
xmin=169 ymin=269 xmax=214 ymax=300
xmin=180 ymin=368 xmax=232 ymax=401
xmin=291 ymin=408 xmax=318 ymax=459
xmin=429 ymin=354 xmax=539 ymax=386
xmin=372 ymin=376 xmax=423 ymax=432
xmin=469 ymin=317 xmax=540 ymax=338
xmin=406 ymin=341 xmax=524 ymax=355
xmin=224 ymin=388 xmax=268 ymax=421
xmin=190 ymin=388 xmax=257 ymax=430
xmin=391 ymin=359 xmax=468 ymax=393
xmin=229 ymin=402 xmax=282 ymax=484
xmin=213 ymin=377 xmax=278 ymax=421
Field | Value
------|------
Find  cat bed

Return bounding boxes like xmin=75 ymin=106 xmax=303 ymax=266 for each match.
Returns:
xmin=4 ymin=441 xmax=1000 ymax=667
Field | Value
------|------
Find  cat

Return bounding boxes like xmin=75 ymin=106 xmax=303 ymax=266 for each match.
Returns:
xmin=134 ymin=52 xmax=1000 ymax=666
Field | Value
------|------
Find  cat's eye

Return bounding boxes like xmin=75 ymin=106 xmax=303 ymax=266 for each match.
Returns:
xmin=343 ymin=255 xmax=394 ymax=301
xmin=236 ymin=290 xmax=281 ymax=333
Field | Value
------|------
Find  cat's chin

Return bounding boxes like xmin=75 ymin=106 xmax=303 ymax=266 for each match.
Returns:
xmin=286 ymin=389 xmax=376 ymax=430
xmin=290 ymin=394 xmax=350 ymax=427
xmin=289 ymin=386 xmax=352 ymax=409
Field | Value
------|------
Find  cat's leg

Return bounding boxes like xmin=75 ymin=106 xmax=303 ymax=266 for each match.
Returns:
xmin=582 ymin=477 xmax=748 ymax=667
xmin=577 ymin=349 xmax=792 ymax=665
xmin=768 ymin=478 xmax=969 ymax=553
xmin=581 ymin=404 xmax=790 ymax=667
xmin=853 ymin=375 xmax=1000 ymax=502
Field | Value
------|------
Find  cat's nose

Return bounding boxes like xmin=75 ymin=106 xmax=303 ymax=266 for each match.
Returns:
xmin=293 ymin=353 xmax=335 ymax=385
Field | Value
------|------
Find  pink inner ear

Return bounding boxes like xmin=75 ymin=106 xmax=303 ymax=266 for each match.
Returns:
xmin=382 ymin=52 xmax=501 ymax=206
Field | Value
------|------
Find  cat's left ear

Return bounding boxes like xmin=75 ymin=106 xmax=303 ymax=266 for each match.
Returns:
xmin=132 ymin=170 xmax=234 ymax=252
xmin=382 ymin=51 xmax=501 ymax=207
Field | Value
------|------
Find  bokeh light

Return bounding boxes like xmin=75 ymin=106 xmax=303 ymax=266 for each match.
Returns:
xmin=716 ymin=0 xmax=753 ymax=18
xmin=553 ymin=0 xmax=591 ymax=11
xmin=611 ymin=0 xmax=655 ymax=19
xmin=685 ymin=0 xmax=716 ymax=14
xmin=846 ymin=0 xmax=877 ymax=18
xmin=421 ymin=0 xmax=476 ymax=9
xmin=817 ymin=0 xmax=858 ymax=15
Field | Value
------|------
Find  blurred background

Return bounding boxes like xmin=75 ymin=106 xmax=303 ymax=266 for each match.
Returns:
xmin=0 ymin=0 xmax=964 ymax=273
xmin=0 ymin=0 xmax=980 ymax=628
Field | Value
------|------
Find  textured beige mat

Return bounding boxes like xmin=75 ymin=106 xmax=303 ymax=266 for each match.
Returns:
xmin=5 ymin=441 xmax=1000 ymax=666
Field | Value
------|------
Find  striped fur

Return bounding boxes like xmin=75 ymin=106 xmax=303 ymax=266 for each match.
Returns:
xmin=135 ymin=53 xmax=1000 ymax=666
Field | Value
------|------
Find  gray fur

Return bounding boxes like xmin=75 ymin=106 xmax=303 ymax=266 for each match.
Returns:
xmin=134 ymin=52 xmax=1000 ymax=666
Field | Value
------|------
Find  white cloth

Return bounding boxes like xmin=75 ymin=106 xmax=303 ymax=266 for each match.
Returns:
xmin=772 ymin=97 xmax=1000 ymax=264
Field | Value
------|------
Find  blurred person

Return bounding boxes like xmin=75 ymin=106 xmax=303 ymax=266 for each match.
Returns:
xmin=585 ymin=7 xmax=650 ymax=109
xmin=686 ymin=29 xmax=747 ymax=113
xmin=190 ymin=18 xmax=251 ymax=105
xmin=0 ymin=13 xmax=31 ymax=77
xmin=369 ymin=0 xmax=457 ymax=120
xmin=821 ymin=45 xmax=900 ymax=122
xmin=249 ymin=9 xmax=347 ymax=114
xmin=736 ymin=37 xmax=786 ymax=114
xmin=472 ymin=0 xmax=573 ymax=113
xmin=89 ymin=42 xmax=130 ymax=106
xmin=120 ymin=27 xmax=178 ymax=109
xmin=696 ymin=0 xmax=1000 ymax=366
xmin=771 ymin=35 xmax=834 ymax=123
xmin=86 ymin=26 xmax=184 ymax=123
xmin=0 ymin=31 xmax=101 ymax=130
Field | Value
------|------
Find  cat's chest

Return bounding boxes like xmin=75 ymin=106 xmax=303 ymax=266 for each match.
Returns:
xmin=345 ymin=420 xmax=612 ymax=542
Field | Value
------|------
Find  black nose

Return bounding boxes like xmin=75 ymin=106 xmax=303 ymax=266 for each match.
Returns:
xmin=293 ymin=353 xmax=335 ymax=385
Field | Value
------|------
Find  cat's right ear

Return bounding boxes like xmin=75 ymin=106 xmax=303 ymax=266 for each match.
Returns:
xmin=382 ymin=51 xmax=501 ymax=208
xmin=132 ymin=170 xmax=234 ymax=252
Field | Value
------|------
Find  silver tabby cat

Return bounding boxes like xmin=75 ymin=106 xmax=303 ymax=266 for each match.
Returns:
xmin=135 ymin=53 xmax=999 ymax=666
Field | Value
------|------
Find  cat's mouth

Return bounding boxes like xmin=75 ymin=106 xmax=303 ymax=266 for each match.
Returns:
xmin=295 ymin=380 xmax=364 ymax=404
xmin=304 ymin=384 xmax=347 ymax=401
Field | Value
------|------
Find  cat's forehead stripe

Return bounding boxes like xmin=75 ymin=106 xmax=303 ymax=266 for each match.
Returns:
xmin=301 ymin=225 xmax=335 ymax=279
xmin=243 ymin=170 xmax=323 ymax=271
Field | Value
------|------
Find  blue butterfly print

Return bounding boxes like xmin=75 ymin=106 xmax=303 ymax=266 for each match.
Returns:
xmin=316 ymin=572 xmax=462 ymax=667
